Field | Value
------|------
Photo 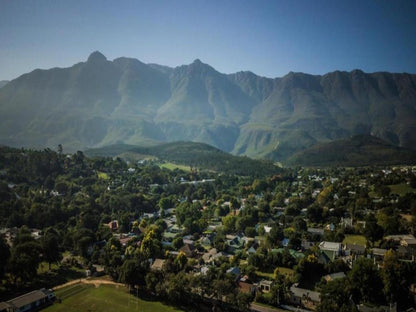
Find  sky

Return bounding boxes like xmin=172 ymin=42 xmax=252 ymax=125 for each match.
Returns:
xmin=1 ymin=0 xmax=416 ymax=81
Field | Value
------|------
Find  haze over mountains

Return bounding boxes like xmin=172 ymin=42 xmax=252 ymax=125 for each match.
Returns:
xmin=0 ymin=51 xmax=415 ymax=161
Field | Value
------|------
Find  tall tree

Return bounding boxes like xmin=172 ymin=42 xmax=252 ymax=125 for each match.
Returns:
xmin=41 ymin=228 xmax=62 ymax=270
xmin=318 ymin=279 xmax=357 ymax=312
xmin=348 ymin=257 xmax=383 ymax=304
xmin=0 ymin=235 xmax=10 ymax=279
xmin=382 ymin=250 xmax=413 ymax=308
xmin=9 ymin=240 xmax=42 ymax=285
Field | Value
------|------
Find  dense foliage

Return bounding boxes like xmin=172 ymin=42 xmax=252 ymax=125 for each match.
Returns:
xmin=1 ymin=146 xmax=416 ymax=310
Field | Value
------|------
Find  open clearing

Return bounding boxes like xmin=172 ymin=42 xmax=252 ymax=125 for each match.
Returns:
xmin=159 ymin=162 xmax=191 ymax=172
xmin=388 ymin=183 xmax=416 ymax=196
xmin=343 ymin=234 xmax=367 ymax=246
xmin=256 ymin=267 xmax=294 ymax=279
xmin=44 ymin=283 xmax=183 ymax=312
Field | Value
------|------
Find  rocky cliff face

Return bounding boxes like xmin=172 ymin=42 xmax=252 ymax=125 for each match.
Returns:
xmin=1 ymin=52 xmax=415 ymax=160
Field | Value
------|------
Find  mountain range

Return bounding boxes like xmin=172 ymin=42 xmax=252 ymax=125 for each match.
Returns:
xmin=1 ymin=51 xmax=415 ymax=162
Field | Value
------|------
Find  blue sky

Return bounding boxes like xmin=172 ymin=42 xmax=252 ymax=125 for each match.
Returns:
xmin=1 ymin=0 xmax=415 ymax=80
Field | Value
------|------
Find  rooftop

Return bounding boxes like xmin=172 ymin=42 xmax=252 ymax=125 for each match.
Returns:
xmin=6 ymin=289 xmax=49 ymax=308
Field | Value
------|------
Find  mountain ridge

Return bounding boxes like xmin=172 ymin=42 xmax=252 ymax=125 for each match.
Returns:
xmin=1 ymin=51 xmax=415 ymax=163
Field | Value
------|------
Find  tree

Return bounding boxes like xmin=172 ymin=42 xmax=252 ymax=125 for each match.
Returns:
xmin=222 ymin=215 xmax=236 ymax=233
xmin=9 ymin=240 xmax=42 ymax=285
xmin=364 ymin=214 xmax=383 ymax=246
xmin=158 ymin=197 xmax=171 ymax=210
xmin=245 ymin=226 xmax=256 ymax=238
xmin=318 ymin=279 xmax=357 ymax=312
xmin=295 ymin=254 xmax=325 ymax=287
xmin=145 ymin=270 xmax=164 ymax=293
xmin=165 ymin=272 xmax=190 ymax=303
xmin=118 ymin=255 xmax=149 ymax=289
xmin=0 ymin=235 xmax=10 ymax=278
xmin=236 ymin=292 xmax=252 ymax=312
xmin=172 ymin=237 xmax=184 ymax=249
xmin=41 ymin=229 xmax=62 ymax=270
xmin=348 ymin=257 xmax=383 ymax=304
xmin=174 ymin=251 xmax=188 ymax=271
xmin=307 ymin=204 xmax=324 ymax=223
xmin=381 ymin=250 xmax=413 ymax=308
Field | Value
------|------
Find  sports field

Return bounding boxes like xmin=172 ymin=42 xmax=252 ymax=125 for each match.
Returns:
xmin=44 ymin=283 xmax=183 ymax=312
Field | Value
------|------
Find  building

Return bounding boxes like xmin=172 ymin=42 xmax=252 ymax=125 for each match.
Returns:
xmin=238 ymin=276 xmax=256 ymax=294
xmin=289 ymin=284 xmax=320 ymax=309
xmin=259 ymin=280 xmax=273 ymax=293
xmin=344 ymin=243 xmax=366 ymax=256
xmin=151 ymin=259 xmax=165 ymax=271
xmin=319 ymin=241 xmax=342 ymax=260
xmin=0 ymin=288 xmax=55 ymax=312
xmin=107 ymin=220 xmax=119 ymax=231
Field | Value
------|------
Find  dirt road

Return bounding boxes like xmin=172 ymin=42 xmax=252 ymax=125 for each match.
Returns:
xmin=53 ymin=278 xmax=125 ymax=290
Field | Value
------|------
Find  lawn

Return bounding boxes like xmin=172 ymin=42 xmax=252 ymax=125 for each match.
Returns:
xmin=389 ymin=183 xmax=416 ymax=196
xmin=44 ymin=284 xmax=183 ymax=312
xmin=256 ymin=267 xmax=295 ymax=279
xmin=97 ymin=171 xmax=110 ymax=180
xmin=159 ymin=162 xmax=191 ymax=172
xmin=343 ymin=234 xmax=367 ymax=246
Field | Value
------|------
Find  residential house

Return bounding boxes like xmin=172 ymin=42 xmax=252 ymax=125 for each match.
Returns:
xmin=385 ymin=234 xmax=416 ymax=249
xmin=226 ymin=266 xmax=241 ymax=278
xmin=259 ymin=280 xmax=273 ymax=293
xmin=238 ymin=276 xmax=256 ymax=294
xmin=107 ymin=220 xmax=119 ymax=231
xmin=319 ymin=241 xmax=342 ymax=260
xmin=357 ymin=303 xmax=397 ymax=312
xmin=226 ymin=234 xmax=245 ymax=254
xmin=372 ymin=248 xmax=388 ymax=266
xmin=301 ymin=240 xmax=314 ymax=251
xmin=344 ymin=244 xmax=366 ymax=256
xmin=119 ymin=235 xmax=135 ymax=247
xmin=151 ymin=259 xmax=165 ymax=271
xmin=340 ymin=217 xmax=353 ymax=228
xmin=200 ymin=233 xmax=215 ymax=247
xmin=180 ymin=244 xmax=196 ymax=258
xmin=247 ymin=246 xmax=257 ymax=255
xmin=289 ymin=284 xmax=320 ymax=309
xmin=200 ymin=266 xmax=209 ymax=275
xmin=307 ymin=228 xmax=324 ymax=239
xmin=202 ymin=248 xmax=218 ymax=263
xmin=282 ymin=238 xmax=290 ymax=247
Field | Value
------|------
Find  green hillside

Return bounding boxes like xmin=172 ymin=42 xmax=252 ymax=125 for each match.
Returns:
xmin=85 ymin=141 xmax=279 ymax=176
xmin=286 ymin=135 xmax=416 ymax=167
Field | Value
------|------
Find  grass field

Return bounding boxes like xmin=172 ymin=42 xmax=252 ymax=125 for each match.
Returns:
xmin=256 ymin=267 xmax=295 ymax=279
xmin=44 ymin=284 xmax=183 ymax=312
xmin=389 ymin=183 xmax=416 ymax=196
xmin=159 ymin=162 xmax=191 ymax=172
xmin=343 ymin=234 xmax=367 ymax=246
xmin=97 ymin=172 xmax=110 ymax=180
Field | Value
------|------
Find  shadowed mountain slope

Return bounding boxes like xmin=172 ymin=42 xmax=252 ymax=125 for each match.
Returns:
xmin=1 ymin=52 xmax=415 ymax=162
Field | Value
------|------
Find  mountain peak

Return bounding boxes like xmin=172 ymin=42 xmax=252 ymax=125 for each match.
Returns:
xmin=192 ymin=58 xmax=203 ymax=64
xmin=87 ymin=51 xmax=107 ymax=63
